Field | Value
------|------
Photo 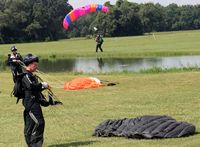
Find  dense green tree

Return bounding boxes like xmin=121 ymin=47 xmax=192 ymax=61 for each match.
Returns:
xmin=92 ymin=0 xmax=143 ymax=37
xmin=25 ymin=0 xmax=72 ymax=40
xmin=139 ymin=3 xmax=164 ymax=32
xmin=193 ymin=5 xmax=200 ymax=29
xmin=164 ymin=3 xmax=180 ymax=31
xmin=0 ymin=0 xmax=72 ymax=43
xmin=113 ymin=1 xmax=143 ymax=36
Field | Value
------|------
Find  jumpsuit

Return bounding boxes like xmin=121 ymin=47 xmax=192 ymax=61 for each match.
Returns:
xmin=22 ymin=72 xmax=50 ymax=147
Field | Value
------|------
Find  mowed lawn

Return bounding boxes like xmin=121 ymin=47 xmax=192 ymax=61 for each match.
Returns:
xmin=1 ymin=30 xmax=200 ymax=146
xmin=0 ymin=71 xmax=200 ymax=147
xmin=1 ymin=30 xmax=200 ymax=59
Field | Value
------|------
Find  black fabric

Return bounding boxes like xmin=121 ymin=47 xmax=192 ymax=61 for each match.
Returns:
xmin=12 ymin=73 xmax=26 ymax=103
xmin=93 ymin=115 xmax=196 ymax=139
xmin=24 ymin=108 xmax=44 ymax=147
xmin=22 ymin=72 xmax=50 ymax=109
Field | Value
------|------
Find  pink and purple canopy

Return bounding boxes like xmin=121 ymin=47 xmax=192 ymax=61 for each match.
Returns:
xmin=63 ymin=4 xmax=109 ymax=30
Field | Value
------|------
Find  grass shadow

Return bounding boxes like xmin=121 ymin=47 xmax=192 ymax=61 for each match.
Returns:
xmin=48 ymin=140 xmax=98 ymax=147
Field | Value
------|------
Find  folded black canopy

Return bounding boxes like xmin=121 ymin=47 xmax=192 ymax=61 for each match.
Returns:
xmin=93 ymin=115 xmax=196 ymax=139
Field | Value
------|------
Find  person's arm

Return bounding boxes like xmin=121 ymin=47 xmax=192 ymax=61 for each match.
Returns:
xmin=22 ymin=74 xmax=43 ymax=91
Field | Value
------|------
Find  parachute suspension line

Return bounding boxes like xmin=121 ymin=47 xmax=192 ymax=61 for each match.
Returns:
xmin=36 ymin=75 xmax=92 ymax=141
xmin=35 ymin=70 xmax=64 ymax=89
xmin=18 ymin=61 xmax=62 ymax=106
xmin=35 ymin=75 xmax=61 ymax=102
xmin=18 ymin=61 xmax=63 ymax=89
xmin=36 ymin=70 xmax=94 ymax=141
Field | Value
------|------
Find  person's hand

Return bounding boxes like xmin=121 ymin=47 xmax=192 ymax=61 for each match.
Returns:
xmin=41 ymin=82 xmax=49 ymax=89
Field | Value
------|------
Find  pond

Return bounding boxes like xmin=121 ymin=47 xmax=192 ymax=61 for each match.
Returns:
xmin=1 ymin=56 xmax=200 ymax=73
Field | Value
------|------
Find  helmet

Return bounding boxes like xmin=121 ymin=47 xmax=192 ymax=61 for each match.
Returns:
xmin=11 ymin=46 xmax=17 ymax=52
xmin=23 ymin=53 xmax=39 ymax=66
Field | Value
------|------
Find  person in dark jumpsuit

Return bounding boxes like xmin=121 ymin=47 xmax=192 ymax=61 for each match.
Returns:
xmin=22 ymin=53 xmax=55 ymax=147
xmin=8 ymin=46 xmax=23 ymax=82
xmin=95 ymin=35 xmax=104 ymax=52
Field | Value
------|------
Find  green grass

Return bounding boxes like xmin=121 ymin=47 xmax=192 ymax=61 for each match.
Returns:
xmin=1 ymin=30 xmax=200 ymax=146
xmin=1 ymin=30 xmax=200 ymax=59
xmin=0 ymin=71 xmax=200 ymax=147
xmin=140 ymin=66 xmax=200 ymax=73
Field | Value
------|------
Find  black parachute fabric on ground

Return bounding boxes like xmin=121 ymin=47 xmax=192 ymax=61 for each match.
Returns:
xmin=93 ymin=115 xmax=196 ymax=139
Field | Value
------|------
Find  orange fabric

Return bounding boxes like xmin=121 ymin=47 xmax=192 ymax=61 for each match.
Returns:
xmin=64 ymin=77 xmax=104 ymax=90
xmin=90 ymin=4 xmax=96 ymax=12
xmin=69 ymin=10 xmax=77 ymax=22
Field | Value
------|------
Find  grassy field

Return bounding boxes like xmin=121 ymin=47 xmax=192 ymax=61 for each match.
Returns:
xmin=0 ymin=30 xmax=200 ymax=59
xmin=0 ymin=71 xmax=200 ymax=147
xmin=0 ymin=30 xmax=200 ymax=146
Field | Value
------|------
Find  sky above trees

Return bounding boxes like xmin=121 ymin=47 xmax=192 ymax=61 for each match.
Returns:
xmin=68 ymin=0 xmax=200 ymax=8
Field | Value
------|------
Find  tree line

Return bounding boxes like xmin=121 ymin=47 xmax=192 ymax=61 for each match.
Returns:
xmin=0 ymin=0 xmax=200 ymax=43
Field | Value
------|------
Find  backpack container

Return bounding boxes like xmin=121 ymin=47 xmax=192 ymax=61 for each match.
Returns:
xmin=12 ymin=73 xmax=25 ymax=103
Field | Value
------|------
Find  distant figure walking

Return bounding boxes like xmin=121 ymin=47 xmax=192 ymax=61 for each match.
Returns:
xmin=8 ymin=46 xmax=23 ymax=82
xmin=95 ymin=35 xmax=104 ymax=52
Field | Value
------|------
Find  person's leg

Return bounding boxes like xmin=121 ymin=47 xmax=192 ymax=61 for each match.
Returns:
xmin=99 ymin=44 xmax=103 ymax=52
xmin=29 ymin=108 xmax=44 ymax=147
xmin=96 ymin=44 xmax=99 ymax=52
xmin=24 ymin=110 xmax=33 ymax=146
xmin=24 ymin=105 xmax=45 ymax=147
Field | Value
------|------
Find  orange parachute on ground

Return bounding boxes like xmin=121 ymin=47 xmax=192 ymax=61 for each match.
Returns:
xmin=64 ymin=77 xmax=104 ymax=90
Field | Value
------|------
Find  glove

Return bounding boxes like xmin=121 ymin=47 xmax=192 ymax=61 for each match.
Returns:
xmin=41 ymin=82 xmax=49 ymax=89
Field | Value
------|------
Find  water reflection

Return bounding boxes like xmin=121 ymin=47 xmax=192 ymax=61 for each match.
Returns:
xmin=39 ymin=59 xmax=75 ymax=72
xmin=97 ymin=57 xmax=104 ymax=70
xmin=1 ymin=56 xmax=200 ymax=73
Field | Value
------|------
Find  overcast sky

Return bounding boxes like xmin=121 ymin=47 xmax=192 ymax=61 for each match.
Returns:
xmin=68 ymin=0 xmax=200 ymax=8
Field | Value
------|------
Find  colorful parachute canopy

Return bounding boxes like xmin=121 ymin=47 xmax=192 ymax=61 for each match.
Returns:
xmin=64 ymin=77 xmax=104 ymax=90
xmin=63 ymin=4 xmax=109 ymax=30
